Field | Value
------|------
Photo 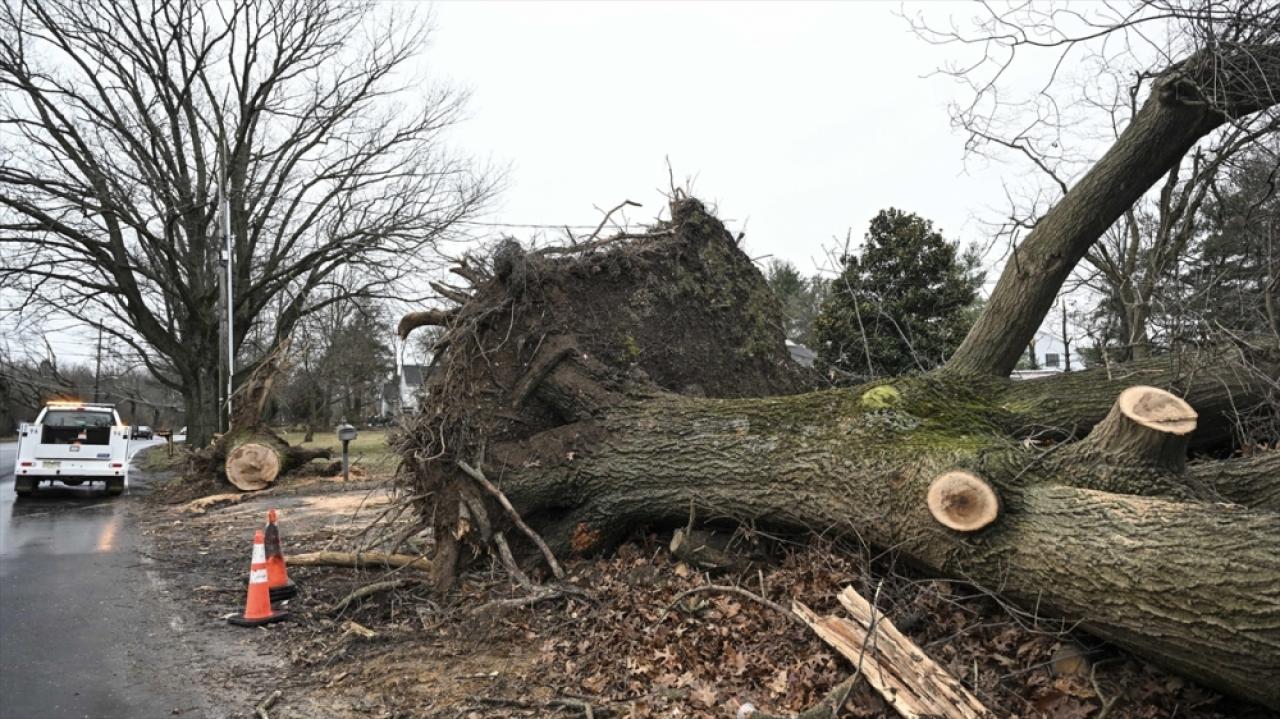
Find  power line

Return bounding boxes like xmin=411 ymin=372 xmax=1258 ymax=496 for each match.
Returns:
xmin=454 ymin=220 xmax=602 ymax=230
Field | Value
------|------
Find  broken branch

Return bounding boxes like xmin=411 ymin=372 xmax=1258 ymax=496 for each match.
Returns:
xmin=457 ymin=460 xmax=566 ymax=580
xmin=331 ymin=578 xmax=423 ymax=615
xmin=289 ymin=551 xmax=432 ymax=571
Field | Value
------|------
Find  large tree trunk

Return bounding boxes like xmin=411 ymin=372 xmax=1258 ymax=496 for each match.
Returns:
xmin=182 ymin=364 xmax=221 ymax=448
xmin=484 ymin=378 xmax=1279 ymax=707
xmin=945 ymin=43 xmax=1280 ymax=377
xmin=222 ymin=428 xmax=330 ymax=491
xmin=397 ymin=37 xmax=1280 ymax=712
xmin=190 ymin=339 xmax=330 ymax=490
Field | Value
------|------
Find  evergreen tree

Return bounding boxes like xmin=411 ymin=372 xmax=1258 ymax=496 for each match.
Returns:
xmin=1176 ymin=146 xmax=1280 ymax=341
xmin=815 ymin=209 xmax=982 ymax=376
xmin=765 ymin=260 xmax=828 ymax=348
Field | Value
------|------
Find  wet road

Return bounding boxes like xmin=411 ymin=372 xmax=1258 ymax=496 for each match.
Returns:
xmin=0 ymin=439 xmax=201 ymax=718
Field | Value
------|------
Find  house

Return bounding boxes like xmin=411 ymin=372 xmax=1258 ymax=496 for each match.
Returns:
xmin=1009 ymin=332 xmax=1085 ymax=380
xmin=379 ymin=364 xmax=429 ymax=416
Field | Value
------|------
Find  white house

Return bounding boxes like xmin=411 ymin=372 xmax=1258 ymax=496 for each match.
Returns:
xmin=379 ymin=364 xmax=429 ymax=416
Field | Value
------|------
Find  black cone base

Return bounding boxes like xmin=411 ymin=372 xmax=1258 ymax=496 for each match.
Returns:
xmin=228 ymin=609 xmax=289 ymax=627
xmin=269 ymin=580 xmax=297 ymax=602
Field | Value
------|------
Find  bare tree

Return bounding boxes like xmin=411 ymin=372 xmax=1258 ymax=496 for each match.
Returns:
xmin=0 ymin=0 xmax=496 ymax=446
xmin=908 ymin=0 xmax=1279 ymax=375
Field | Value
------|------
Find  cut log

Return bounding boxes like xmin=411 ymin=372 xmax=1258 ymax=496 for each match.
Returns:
xmin=793 ymin=587 xmax=986 ymax=719
xmin=479 ymin=382 xmax=1280 ymax=709
xmin=1076 ymin=386 xmax=1197 ymax=471
xmin=222 ymin=431 xmax=332 ymax=491
xmin=926 ymin=471 xmax=999 ymax=532
xmin=225 ymin=436 xmax=283 ymax=491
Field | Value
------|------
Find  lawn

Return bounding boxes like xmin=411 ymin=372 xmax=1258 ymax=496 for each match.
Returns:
xmin=278 ymin=427 xmax=398 ymax=474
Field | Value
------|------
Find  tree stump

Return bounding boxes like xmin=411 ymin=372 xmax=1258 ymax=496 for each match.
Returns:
xmin=1081 ymin=385 xmax=1198 ymax=471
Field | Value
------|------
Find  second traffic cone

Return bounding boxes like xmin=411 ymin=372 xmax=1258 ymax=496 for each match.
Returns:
xmin=264 ymin=509 xmax=297 ymax=602
xmin=229 ymin=530 xmax=289 ymax=627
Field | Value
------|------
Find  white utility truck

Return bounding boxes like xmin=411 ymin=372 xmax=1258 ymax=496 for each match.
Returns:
xmin=13 ymin=402 xmax=130 ymax=496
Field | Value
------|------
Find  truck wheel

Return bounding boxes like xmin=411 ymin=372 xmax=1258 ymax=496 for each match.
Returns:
xmin=15 ymin=476 xmax=35 ymax=497
xmin=105 ymin=478 xmax=125 ymax=496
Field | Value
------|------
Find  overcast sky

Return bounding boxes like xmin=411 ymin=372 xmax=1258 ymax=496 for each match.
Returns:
xmin=425 ymin=1 xmax=1034 ymax=274
xmin=13 ymin=1 xmax=1096 ymax=367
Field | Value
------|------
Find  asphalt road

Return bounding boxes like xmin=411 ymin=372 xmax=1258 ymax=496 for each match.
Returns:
xmin=0 ymin=438 xmax=206 ymax=718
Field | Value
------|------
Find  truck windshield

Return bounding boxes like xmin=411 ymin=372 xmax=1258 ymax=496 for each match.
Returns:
xmin=43 ymin=410 xmax=114 ymax=428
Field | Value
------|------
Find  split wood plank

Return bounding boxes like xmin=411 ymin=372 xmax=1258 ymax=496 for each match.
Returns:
xmin=792 ymin=586 xmax=987 ymax=719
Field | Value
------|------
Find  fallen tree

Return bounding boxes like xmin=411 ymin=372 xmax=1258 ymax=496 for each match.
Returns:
xmin=190 ymin=341 xmax=330 ymax=490
xmin=395 ymin=27 xmax=1280 ymax=713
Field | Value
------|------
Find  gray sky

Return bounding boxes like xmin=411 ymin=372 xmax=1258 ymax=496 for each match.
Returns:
xmin=12 ymin=1 xmax=1097 ymax=367
xmin=426 ymin=1 xmax=1027 ymax=273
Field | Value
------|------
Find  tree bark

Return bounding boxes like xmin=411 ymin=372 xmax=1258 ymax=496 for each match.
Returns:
xmin=989 ymin=342 xmax=1280 ymax=450
xmin=182 ymin=365 xmax=221 ymax=449
xmin=1189 ymin=451 xmax=1280 ymax=512
xmin=482 ymin=375 xmax=1280 ymax=708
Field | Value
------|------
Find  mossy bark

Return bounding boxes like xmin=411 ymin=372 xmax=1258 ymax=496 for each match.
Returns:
xmin=483 ymin=373 xmax=1280 ymax=709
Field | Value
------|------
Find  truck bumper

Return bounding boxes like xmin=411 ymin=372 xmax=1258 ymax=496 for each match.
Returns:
xmin=21 ymin=465 xmax=125 ymax=481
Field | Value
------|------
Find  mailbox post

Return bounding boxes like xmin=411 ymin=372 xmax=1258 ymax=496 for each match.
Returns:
xmin=336 ymin=419 xmax=358 ymax=482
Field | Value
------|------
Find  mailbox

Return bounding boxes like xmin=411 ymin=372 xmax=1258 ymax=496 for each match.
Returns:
xmin=336 ymin=422 xmax=358 ymax=442
xmin=336 ymin=420 xmax=357 ymax=482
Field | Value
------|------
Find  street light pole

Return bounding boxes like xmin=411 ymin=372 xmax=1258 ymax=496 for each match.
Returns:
xmin=219 ymin=139 xmax=235 ymax=429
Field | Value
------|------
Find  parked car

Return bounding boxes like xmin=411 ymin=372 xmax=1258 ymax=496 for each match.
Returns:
xmin=13 ymin=401 xmax=129 ymax=496
xmin=131 ymin=425 xmax=153 ymax=439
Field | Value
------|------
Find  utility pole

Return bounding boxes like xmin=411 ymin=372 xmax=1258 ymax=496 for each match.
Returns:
xmin=1061 ymin=303 xmax=1072 ymax=372
xmin=223 ymin=153 xmax=235 ymax=427
xmin=218 ymin=136 xmax=235 ymax=431
xmin=93 ymin=324 xmax=103 ymax=402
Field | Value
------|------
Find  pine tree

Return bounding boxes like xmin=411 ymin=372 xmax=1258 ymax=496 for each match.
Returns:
xmin=815 ymin=209 xmax=982 ymax=376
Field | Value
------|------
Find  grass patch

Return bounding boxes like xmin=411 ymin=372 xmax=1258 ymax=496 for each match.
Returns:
xmin=278 ymin=428 xmax=398 ymax=475
xmin=134 ymin=442 xmax=188 ymax=472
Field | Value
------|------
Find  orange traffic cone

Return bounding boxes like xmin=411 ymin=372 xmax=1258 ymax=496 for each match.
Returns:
xmin=229 ymin=530 xmax=289 ymax=627
xmin=264 ymin=509 xmax=297 ymax=602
